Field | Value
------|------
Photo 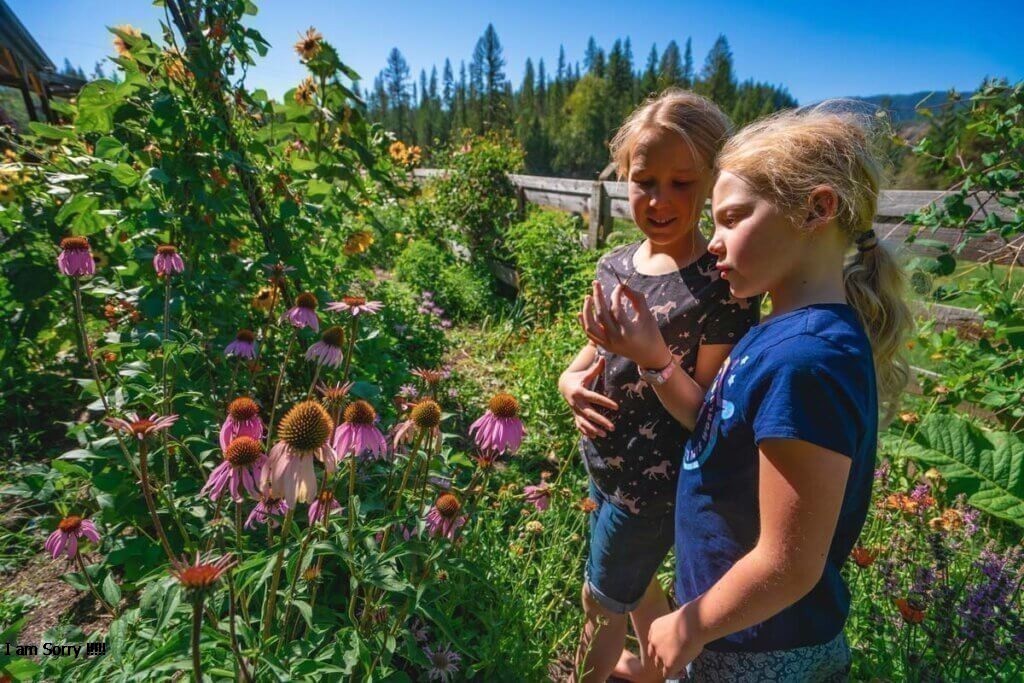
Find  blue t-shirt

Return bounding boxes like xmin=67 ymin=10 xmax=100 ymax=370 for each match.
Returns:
xmin=676 ymin=303 xmax=878 ymax=652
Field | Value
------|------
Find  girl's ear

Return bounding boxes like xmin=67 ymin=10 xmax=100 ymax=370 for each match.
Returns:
xmin=803 ymin=185 xmax=839 ymax=232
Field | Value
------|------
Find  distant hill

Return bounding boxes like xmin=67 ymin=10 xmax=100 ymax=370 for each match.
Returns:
xmin=850 ymin=90 xmax=973 ymax=125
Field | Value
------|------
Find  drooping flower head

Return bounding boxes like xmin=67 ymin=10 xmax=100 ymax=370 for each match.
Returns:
xmin=523 ymin=481 xmax=551 ymax=512
xmin=307 ymin=489 xmax=342 ymax=525
xmin=220 ymin=397 xmax=264 ymax=450
xmin=326 ymin=295 xmax=384 ymax=316
xmin=469 ymin=394 xmax=524 ymax=455
xmin=294 ymin=27 xmax=323 ymax=60
xmin=153 ymin=244 xmax=185 ymax=277
xmin=317 ymin=380 xmax=354 ymax=415
xmin=261 ymin=401 xmax=335 ymax=506
xmin=411 ymin=367 xmax=450 ymax=390
xmin=294 ymin=77 xmax=317 ymax=106
xmin=283 ymin=291 xmax=319 ymax=331
xmin=305 ymin=325 xmax=345 ymax=368
xmin=252 ymin=286 xmax=279 ymax=313
xmin=170 ymin=552 xmax=236 ymax=598
xmin=57 ymin=236 xmax=96 ymax=277
xmin=395 ymin=398 xmax=442 ymax=452
xmin=425 ymin=493 xmax=467 ymax=540
xmin=103 ymin=412 xmax=179 ymax=441
xmin=201 ymin=436 xmax=266 ymax=503
xmin=244 ymin=493 xmax=289 ymax=529
xmin=423 ymin=644 xmax=462 ymax=682
xmin=850 ymin=546 xmax=876 ymax=568
xmin=44 ymin=516 xmax=101 ymax=561
xmin=225 ymin=328 xmax=257 ymax=359
xmin=332 ymin=400 xmax=387 ymax=461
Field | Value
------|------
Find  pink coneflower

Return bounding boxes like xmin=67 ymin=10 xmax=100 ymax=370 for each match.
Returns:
xmin=57 ymin=236 xmax=96 ymax=277
xmin=423 ymin=644 xmax=462 ymax=682
xmin=332 ymin=400 xmax=388 ymax=461
xmin=201 ymin=436 xmax=266 ymax=502
xmin=326 ymin=295 xmax=384 ymax=316
xmin=261 ymin=401 xmax=335 ymax=506
xmin=305 ymin=325 xmax=345 ymax=368
xmin=103 ymin=412 xmax=179 ymax=441
xmin=317 ymin=380 xmax=354 ymax=415
xmin=219 ymin=397 xmax=264 ymax=450
xmin=225 ymin=329 xmax=257 ymax=359
xmin=469 ymin=394 xmax=524 ymax=455
xmin=425 ymin=493 xmax=467 ymax=540
xmin=307 ymin=489 xmax=342 ymax=525
xmin=523 ymin=482 xmax=551 ymax=512
xmin=153 ymin=244 xmax=185 ymax=277
xmin=44 ymin=515 xmax=101 ymax=560
xmin=282 ymin=292 xmax=319 ymax=331
xmin=245 ymin=493 xmax=289 ymax=529
xmin=170 ymin=552 xmax=236 ymax=596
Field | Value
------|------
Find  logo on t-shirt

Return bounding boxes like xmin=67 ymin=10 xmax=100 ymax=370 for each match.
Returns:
xmin=682 ymin=355 xmax=743 ymax=470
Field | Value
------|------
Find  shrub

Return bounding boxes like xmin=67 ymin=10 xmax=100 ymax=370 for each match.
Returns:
xmin=507 ymin=209 xmax=598 ymax=321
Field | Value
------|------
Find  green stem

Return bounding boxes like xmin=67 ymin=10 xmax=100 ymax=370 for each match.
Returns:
xmin=339 ymin=316 xmax=359 ymax=386
xmin=265 ymin=332 xmax=297 ymax=448
xmin=306 ymin=363 xmax=322 ymax=399
xmin=227 ymin=572 xmax=251 ymax=683
xmin=261 ymin=507 xmax=294 ymax=640
xmin=191 ymin=597 xmax=204 ymax=683
xmin=347 ymin=457 xmax=357 ymax=556
xmin=162 ymin=274 xmax=173 ymax=484
xmin=75 ymin=550 xmax=118 ymax=618
xmin=139 ymin=441 xmax=176 ymax=564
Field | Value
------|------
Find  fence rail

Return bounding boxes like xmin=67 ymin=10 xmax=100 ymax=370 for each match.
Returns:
xmin=413 ymin=169 xmax=1022 ymax=266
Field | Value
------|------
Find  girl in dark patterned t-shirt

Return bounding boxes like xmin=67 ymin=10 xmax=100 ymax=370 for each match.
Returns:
xmin=558 ymin=90 xmax=758 ymax=683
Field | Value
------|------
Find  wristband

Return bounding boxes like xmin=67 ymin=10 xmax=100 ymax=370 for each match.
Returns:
xmin=638 ymin=359 xmax=675 ymax=386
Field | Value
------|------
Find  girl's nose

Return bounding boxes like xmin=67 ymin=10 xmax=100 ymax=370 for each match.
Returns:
xmin=708 ymin=232 xmax=725 ymax=257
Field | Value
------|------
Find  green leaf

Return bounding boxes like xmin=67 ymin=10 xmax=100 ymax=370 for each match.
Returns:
xmin=290 ymin=157 xmax=318 ymax=172
xmin=109 ymin=163 xmax=140 ymax=187
xmin=102 ymin=574 xmax=121 ymax=607
xmin=888 ymin=414 xmax=1024 ymax=527
xmin=28 ymin=122 xmax=75 ymax=140
xmin=292 ymin=598 xmax=313 ymax=628
xmin=94 ymin=136 xmax=125 ymax=160
xmin=75 ymin=79 xmax=122 ymax=134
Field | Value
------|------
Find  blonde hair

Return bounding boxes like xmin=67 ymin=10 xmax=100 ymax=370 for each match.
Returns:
xmin=610 ymin=89 xmax=732 ymax=180
xmin=717 ymin=105 xmax=913 ymax=418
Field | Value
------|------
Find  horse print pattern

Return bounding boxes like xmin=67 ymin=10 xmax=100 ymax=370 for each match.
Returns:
xmin=579 ymin=241 xmax=759 ymax=517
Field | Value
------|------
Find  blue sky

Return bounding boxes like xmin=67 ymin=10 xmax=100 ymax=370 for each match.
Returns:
xmin=10 ymin=0 xmax=1023 ymax=104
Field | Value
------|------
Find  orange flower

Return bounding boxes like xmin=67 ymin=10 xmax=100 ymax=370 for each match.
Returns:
xmin=343 ymin=230 xmax=374 ymax=255
xmin=294 ymin=77 xmax=317 ymax=105
xmin=294 ymin=27 xmax=323 ymax=61
xmin=929 ymin=508 xmax=964 ymax=532
xmin=112 ymin=25 xmax=141 ymax=58
xmin=850 ymin=546 xmax=876 ymax=568
xmin=885 ymin=493 xmax=918 ymax=514
xmin=894 ymin=598 xmax=925 ymax=624
xmin=578 ymin=497 xmax=599 ymax=513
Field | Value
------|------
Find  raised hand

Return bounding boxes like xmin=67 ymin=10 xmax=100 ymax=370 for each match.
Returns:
xmin=579 ymin=280 xmax=671 ymax=370
xmin=558 ymin=355 xmax=619 ymax=439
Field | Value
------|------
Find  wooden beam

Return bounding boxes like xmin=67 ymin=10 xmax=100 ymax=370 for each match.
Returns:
xmin=17 ymin=57 xmax=37 ymax=122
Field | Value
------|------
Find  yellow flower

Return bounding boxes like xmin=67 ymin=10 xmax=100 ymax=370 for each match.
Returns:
xmin=3 ymin=149 xmax=17 ymax=162
xmin=164 ymin=49 xmax=190 ymax=83
xmin=388 ymin=140 xmax=407 ymax=163
xmin=343 ymin=230 xmax=374 ymax=255
xmin=525 ymin=520 xmax=544 ymax=535
xmin=252 ymin=286 xmax=279 ymax=312
xmin=112 ymin=25 xmax=141 ymax=58
xmin=294 ymin=77 xmax=317 ymax=106
xmin=294 ymin=27 xmax=323 ymax=61
xmin=0 ymin=183 xmax=14 ymax=203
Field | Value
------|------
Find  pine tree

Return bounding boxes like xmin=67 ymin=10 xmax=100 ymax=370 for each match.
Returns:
xmin=659 ymin=40 xmax=683 ymax=90
xmin=682 ymin=38 xmax=694 ymax=88
xmin=442 ymin=59 xmax=455 ymax=111
xmin=584 ymin=37 xmax=599 ymax=73
xmin=382 ymin=47 xmax=411 ymax=138
xmin=472 ymin=23 xmax=508 ymax=130
xmin=536 ymin=58 xmax=547 ymax=114
xmin=641 ymin=44 xmax=659 ymax=97
xmin=606 ymin=40 xmax=632 ymax=116
xmin=698 ymin=35 xmax=736 ymax=110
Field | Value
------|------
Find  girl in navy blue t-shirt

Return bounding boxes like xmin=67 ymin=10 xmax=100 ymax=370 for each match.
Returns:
xmin=581 ymin=105 xmax=913 ymax=680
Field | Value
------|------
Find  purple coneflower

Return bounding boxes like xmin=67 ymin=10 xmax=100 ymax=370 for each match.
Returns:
xmin=201 ymin=436 xmax=266 ymax=502
xmin=57 ymin=236 xmax=95 ymax=277
xmin=469 ymin=393 xmax=525 ymax=455
xmin=333 ymin=400 xmax=388 ymax=461
xmin=423 ymin=644 xmax=462 ymax=682
xmin=220 ymin=397 xmax=264 ymax=450
xmin=282 ymin=291 xmax=320 ymax=331
xmin=305 ymin=325 xmax=345 ymax=368
xmin=225 ymin=329 xmax=257 ymax=359
xmin=44 ymin=515 xmax=101 ymax=560
xmin=245 ymin=493 xmax=289 ymax=529
xmin=326 ymin=295 xmax=384 ymax=316
xmin=261 ymin=401 xmax=335 ymax=507
xmin=103 ymin=412 xmax=179 ymax=440
xmin=425 ymin=493 xmax=467 ymax=540
xmin=153 ymin=244 xmax=185 ymax=277
xmin=307 ymin=489 xmax=342 ymax=525
xmin=523 ymin=482 xmax=551 ymax=512
xmin=409 ymin=617 xmax=430 ymax=642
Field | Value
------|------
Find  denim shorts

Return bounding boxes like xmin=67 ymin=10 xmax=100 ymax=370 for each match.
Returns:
xmin=584 ymin=479 xmax=675 ymax=614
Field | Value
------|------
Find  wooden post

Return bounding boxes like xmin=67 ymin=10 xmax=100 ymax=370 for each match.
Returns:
xmin=587 ymin=181 xmax=611 ymax=249
xmin=16 ymin=58 xmax=38 ymax=122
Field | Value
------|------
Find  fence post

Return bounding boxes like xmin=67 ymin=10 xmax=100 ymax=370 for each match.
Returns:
xmin=588 ymin=182 xmax=611 ymax=249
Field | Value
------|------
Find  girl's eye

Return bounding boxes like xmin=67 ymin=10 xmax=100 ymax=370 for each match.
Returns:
xmin=673 ymin=180 xmax=691 ymax=188
xmin=633 ymin=178 xmax=654 ymax=188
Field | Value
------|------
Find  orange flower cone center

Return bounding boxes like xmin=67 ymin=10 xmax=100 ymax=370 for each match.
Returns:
xmin=488 ymin=393 xmax=520 ymax=419
xmin=343 ymin=400 xmax=376 ymax=425
xmin=225 ymin=436 xmax=263 ymax=467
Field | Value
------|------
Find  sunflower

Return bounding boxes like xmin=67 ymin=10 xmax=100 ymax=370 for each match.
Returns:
xmin=294 ymin=27 xmax=324 ymax=61
xmin=343 ymin=230 xmax=374 ymax=255
xmin=294 ymin=77 xmax=317 ymax=106
xmin=112 ymin=25 xmax=141 ymax=58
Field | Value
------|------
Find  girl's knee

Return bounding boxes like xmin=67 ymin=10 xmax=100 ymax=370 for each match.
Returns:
xmin=581 ymin=583 xmax=622 ymax=622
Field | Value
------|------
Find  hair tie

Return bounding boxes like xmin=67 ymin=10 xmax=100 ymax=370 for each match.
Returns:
xmin=856 ymin=229 xmax=878 ymax=252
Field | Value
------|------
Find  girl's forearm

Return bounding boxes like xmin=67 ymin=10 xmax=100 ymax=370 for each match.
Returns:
xmin=681 ymin=546 xmax=818 ymax=648
xmin=562 ymin=342 xmax=598 ymax=376
xmin=641 ymin=347 xmax=704 ymax=430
